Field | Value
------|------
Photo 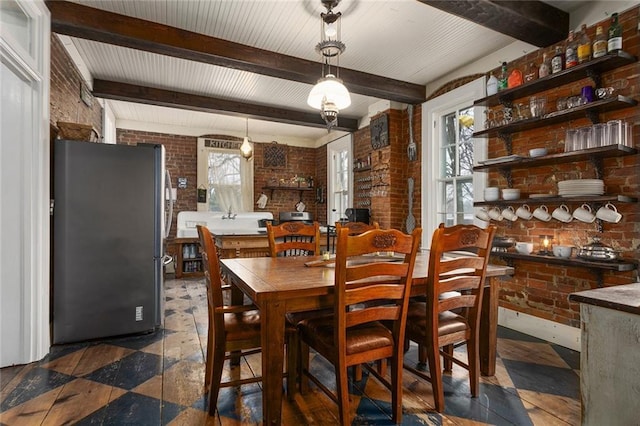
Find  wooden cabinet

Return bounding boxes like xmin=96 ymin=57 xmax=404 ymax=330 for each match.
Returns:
xmin=174 ymin=238 xmax=204 ymax=278
xmin=214 ymin=234 xmax=270 ymax=258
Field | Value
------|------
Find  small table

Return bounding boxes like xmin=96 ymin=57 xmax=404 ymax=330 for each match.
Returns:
xmin=220 ymin=253 xmax=513 ymax=425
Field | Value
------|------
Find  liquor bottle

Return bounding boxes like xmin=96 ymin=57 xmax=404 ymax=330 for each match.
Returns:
xmin=592 ymin=25 xmax=607 ymax=58
xmin=538 ymin=53 xmax=551 ymax=78
xmin=486 ymin=73 xmax=498 ymax=95
xmin=565 ymin=30 xmax=578 ymax=68
xmin=577 ymin=24 xmax=592 ymax=63
xmin=607 ymin=12 xmax=622 ymax=53
xmin=551 ymin=46 xmax=564 ymax=74
xmin=498 ymin=62 xmax=508 ymax=91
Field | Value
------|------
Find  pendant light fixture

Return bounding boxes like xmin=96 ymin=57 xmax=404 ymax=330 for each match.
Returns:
xmin=240 ymin=118 xmax=253 ymax=160
xmin=307 ymin=0 xmax=351 ymax=131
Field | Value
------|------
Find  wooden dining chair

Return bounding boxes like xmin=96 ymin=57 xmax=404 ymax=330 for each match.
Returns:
xmin=403 ymin=223 xmax=496 ymax=412
xmin=297 ymin=227 xmax=422 ymax=425
xmin=266 ymin=221 xmax=321 ymax=257
xmin=196 ymin=225 xmax=263 ymax=416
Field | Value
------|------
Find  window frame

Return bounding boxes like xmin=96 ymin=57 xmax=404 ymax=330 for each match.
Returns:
xmin=421 ymin=77 xmax=487 ymax=248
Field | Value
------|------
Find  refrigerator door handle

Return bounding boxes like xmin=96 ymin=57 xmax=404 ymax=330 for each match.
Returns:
xmin=164 ymin=168 xmax=174 ymax=239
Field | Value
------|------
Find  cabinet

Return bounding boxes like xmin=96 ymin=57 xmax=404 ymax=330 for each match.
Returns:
xmin=472 ymin=51 xmax=638 ymax=278
xmin=174 ymin=238 xmax=203 ymax=278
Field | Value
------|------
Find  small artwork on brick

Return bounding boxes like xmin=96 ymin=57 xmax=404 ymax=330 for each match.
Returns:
xmin=263 ymin=143 xmax=288 ymax=168
xmin=370 ymin=114 xmax=389 ymax=150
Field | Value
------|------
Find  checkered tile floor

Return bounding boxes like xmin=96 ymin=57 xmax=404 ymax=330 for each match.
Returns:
xmin=1 ymin=278 xmax=580 ymax=425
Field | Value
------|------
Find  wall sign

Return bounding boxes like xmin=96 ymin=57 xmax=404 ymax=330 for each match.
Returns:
xmin=370 ymin=114 xmax=389 ymax=150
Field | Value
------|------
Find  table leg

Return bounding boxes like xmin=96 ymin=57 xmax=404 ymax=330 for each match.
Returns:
xmin=262 ymin=300 xmax=286 ymax=425
xmin=229 ymin=278 xmax=244 ymax=366
xmin=480 ymin=276 xmax=498 ymax=376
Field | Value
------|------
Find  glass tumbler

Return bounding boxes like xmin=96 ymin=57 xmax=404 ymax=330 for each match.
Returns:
xmin=565 ymin=128 xmax=577 ymax=152
xmin=592 ymin=123 xmax=608 ymax=148
xmin=608 ymin=120 xmax=623 ymax=146
xmin=578 ymin=126 xmax=594 ymax=150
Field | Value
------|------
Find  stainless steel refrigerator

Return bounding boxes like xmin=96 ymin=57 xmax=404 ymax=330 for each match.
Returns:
xmin=52 ymin=139 xmax=170 ymax=344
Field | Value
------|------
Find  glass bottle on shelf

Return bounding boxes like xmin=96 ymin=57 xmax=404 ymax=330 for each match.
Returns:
xmin=592 ymin=25 xmax=607 ymax=58
xmin=498 ymin=62 xmax=508 ymax=91
xmin=551 ymin=46 xmax=564 ymax=74
xmin=607 ymin=12 xmax=622 ymax=53
xmin=577 ymin=24 xmax=592 ymax=63
xmin=538 ymin=53 xmax=551 ymax=78
xmin=565 ymin=30 xmax=578 ymax=68
xmin=486 ymin=73 xmax=498 ymax=95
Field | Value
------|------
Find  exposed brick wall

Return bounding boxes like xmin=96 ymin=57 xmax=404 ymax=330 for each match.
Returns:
xmin=483 ymin=7 xmax=640 ymax=327
xmin=253 ymin=143 xmax=318 ymax=220
xmin=50 ymin=35 xmax=102 ymax=136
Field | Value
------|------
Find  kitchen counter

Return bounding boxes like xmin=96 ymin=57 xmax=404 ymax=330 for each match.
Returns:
xmin=570 ymin=283 xmax=640 ymax=426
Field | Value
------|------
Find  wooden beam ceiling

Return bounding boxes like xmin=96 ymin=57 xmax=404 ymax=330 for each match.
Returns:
xmin=92 ymin=80 xmax=360 ymax=132
xmin=418 ymin=0 xmax=569 ymax=47
xmin=46 ymin=1 xmax=426 ymax=105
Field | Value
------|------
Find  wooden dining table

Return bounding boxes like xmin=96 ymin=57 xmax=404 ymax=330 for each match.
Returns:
xmin=220 ymin=252 xmax=513 ymax=425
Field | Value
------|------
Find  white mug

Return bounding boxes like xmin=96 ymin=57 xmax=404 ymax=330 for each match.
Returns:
xmin=552 ymin=204 xmax=572 ymax=223
xmin=476 ymin=207 xmax=490 ymax=222
xmin=502 ymin=206 xmax=518 ymax=222
xmin=533 ymin=205 xmax=551 ymax=222
xmin=573 ymin=203 xmax=595 ymax=223
xmin=596 ymin=203 xmax=622 ymax=223
xmin=488 ymin=207 xmax=503 ymax=221
xmin=516 ymin=204 xmax=533 ymax=220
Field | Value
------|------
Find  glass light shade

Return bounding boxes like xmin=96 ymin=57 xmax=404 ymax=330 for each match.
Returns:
xmin=240 ymin=137 xmax=253 ymax=159
xmin=307 ymin=74 xmax=351 ymax=110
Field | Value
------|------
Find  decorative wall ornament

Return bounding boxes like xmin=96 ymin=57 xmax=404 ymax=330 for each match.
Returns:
xmin=263 ymin=142 xmax=288 ymax=168
xmin=370 ymin=114 xmax=389 ymax=150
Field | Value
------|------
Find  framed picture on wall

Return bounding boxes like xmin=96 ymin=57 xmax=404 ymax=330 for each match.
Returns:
xmin=263 ymin=142 xmax=287 ymax=168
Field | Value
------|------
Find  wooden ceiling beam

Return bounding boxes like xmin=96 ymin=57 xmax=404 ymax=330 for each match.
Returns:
xmin=46 ymin=1 xmax=426 ymax=105
xmin=418 ymin=0 xmax=569 ymax=47
xmin=92 ymin=79 xmax=360 ymax=132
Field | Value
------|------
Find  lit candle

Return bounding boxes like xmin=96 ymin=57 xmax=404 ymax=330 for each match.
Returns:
xmin=543 ymin=236 xmax=550 ymax=249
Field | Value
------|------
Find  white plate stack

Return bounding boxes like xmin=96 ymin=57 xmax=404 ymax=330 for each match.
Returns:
xmin=558 ymin=179 xmax=604 ymax=197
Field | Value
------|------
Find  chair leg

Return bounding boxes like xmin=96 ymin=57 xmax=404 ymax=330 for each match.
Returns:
xmin=336 ymin=361 xmax=351 ymax=426
xmin=208 ymin=346 xmax=226 ymax=416
xmin=286 ymin=331 xmax=299 ymax=399
xmin=377 ymin=358 xmax=387 ymax=377
xmin=428 ymin=341 xmax=445 ymax=412
xmin=204 ymin=331 xmax=214 ymax=392
xmin=300 ymin=341 xmax=310 ymax=394
xmin=354 ymin=364 xmax=363 ymax=381
xmin=443 ymin=344 xmax=454 ymax=373
xmin=418 ymin=344 xmax=427 ymax=364
xmin=390 ymin=353 xmax=403 ymax=424
xmin=468 ymin=339 xmax=480 ymax=397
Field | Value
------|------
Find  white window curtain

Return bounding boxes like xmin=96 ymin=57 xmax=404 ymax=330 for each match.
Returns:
xmin=197 ymin=138 xmax=254 ymax=212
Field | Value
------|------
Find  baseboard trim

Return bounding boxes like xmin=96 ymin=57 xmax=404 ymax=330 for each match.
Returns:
xmin=498 ymin=307 xmax=581 ymax=352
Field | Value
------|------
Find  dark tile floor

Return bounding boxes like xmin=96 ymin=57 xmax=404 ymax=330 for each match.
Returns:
xmin=1 ymin=277 xmax=581 ymax=425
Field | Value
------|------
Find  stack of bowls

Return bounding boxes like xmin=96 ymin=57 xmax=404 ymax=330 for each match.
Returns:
xmin=484 ymin=187 xmax=499 ymax=201
xmin=502 ymin=188 xmax=520 ymax=200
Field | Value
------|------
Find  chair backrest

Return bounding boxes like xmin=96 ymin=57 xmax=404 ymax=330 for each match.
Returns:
xmin=335 ymin=221 xmax=379 ymax=235
xmin=266 ymin=221 xmax=321 ymax=257
xmin=333 ymin=227 xmax=421 ymax=350
xmin=197 ymin=225 xmax=225 ymax=337
xmin=427 ymin=224 xmax=497 ymax=330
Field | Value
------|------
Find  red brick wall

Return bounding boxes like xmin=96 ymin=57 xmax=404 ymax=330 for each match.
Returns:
xmin=253 ymin=143 xmax=318 ymax=220
xmin=50 ymin=35 xmax=102 ymax=135
xmin=483 ymin=7 xmax=640 ymax=327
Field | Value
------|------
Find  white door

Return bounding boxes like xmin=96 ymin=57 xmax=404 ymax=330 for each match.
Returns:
xmin=326 ymin=134 xmax=353 ymax=225
xmin=0 ymin=0 xmax=50 ymax=367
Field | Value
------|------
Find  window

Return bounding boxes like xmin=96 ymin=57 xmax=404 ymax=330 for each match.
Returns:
xmin=327 ymin=135 xmax=352 ymax=225
xmin=421 ymin=78 xmax=487 ymax=248
xmin=197 ymin=138 xmax=254 ymax=212
xmin=439 ymin=106 xmax=474 ymax=226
